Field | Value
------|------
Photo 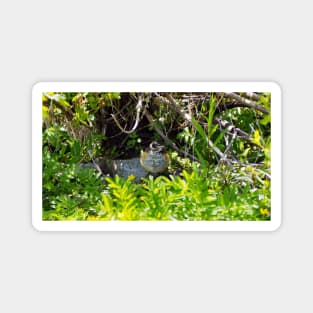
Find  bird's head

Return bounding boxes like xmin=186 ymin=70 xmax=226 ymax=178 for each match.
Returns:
xmin=149 ymin=141 xmax=164 ymax=153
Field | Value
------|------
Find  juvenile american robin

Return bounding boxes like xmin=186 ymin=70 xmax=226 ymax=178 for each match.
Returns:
xmin=140 ymin=141 xmax=169 ymax=174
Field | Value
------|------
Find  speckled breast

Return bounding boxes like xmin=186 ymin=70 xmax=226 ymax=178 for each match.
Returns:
xmin=140 ymin=151 xmax=169 ymax=173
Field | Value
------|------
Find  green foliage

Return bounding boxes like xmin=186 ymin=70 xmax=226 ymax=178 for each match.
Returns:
xmin=43 ymin=152 xmax=104 ymax=221
xmin=85 ymin=165 xmax=270 ymax=221
xmin=125 ymin=132 xmax=142 ymax=152
xmin=190 ymin=96 xmax=221 ymax=168
xmin=98 ymin=175 xmax=140 ymax=221
xmin=42 ymin=91 xmax=271 ymax=222
xmin=42 ymin=125 xmax=104 ymax=220
xmin=192 ymin=116 xmax=210 ymax=168
xmin=43 ymin=125 xmax=103 ymax=164
xmin=43 ymin=162 xmax=270 ymax=221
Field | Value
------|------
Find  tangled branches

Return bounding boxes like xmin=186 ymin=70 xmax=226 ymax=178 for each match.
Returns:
xmin=42 ymin=91 xmax=270 ymax=176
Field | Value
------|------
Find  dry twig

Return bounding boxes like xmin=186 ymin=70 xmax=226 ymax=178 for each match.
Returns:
xmin=161 ymin=93 xmax=230 ymax=163
xmin=224 ymin=93 xmax=269 ymax=114
xmin=144 ymin=110 xmax=199 ymax=162
xmin=111 ymin=94 xmax=144 ymax=134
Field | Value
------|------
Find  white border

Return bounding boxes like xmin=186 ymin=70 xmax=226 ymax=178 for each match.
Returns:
xmin=32 ymin=82 xmax=281 ymax=231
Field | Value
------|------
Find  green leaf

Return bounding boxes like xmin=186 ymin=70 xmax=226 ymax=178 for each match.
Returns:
xmin=260 ymin=114 xmax=271 ymax=126
xmin=53 ymin=94 xmax=70 ymax=107
xmin=192 ymin=117 xmax=207 ymax=143
xmin=206 ymin=95 xmax=216 ymax=138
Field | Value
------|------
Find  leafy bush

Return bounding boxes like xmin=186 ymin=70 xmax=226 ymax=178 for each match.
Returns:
xmin=42 ymin=91 xmax=271 ymax=221
xmin=82 ymin=165 xmax=270 ymax=221
xmin=42 ymin=127 xmax=104 ymax=221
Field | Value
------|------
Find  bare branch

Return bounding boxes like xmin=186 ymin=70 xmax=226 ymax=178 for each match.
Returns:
xmin=159 ymin=93 xmax=230 ymax=163
xmin=224 ymin=129 xmax=237 ymax=156
xmin=111 ymin=94 xmax=144 ymax=134
xmin=144 ymin=110 xmax=199 ymax=162
xmin=214 ymin=117 xmax=252 ymax=142
xmin=223 ymin=93 xmax=269 ymax=114
xmin=242 ymin=92 xmax=261 ymax=101
xmin=164 ymin=94 xmax=194 ymax=124
xmin=87 ymin=150 xmax=104 ymax=176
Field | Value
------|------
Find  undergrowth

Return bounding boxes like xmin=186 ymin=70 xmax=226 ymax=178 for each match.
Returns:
xmin=42 ymin=91 xmax=271 ymax=221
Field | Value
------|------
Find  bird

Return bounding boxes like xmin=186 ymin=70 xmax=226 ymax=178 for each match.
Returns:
xmin=140 ymin=141 xmax=169 ymax=174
